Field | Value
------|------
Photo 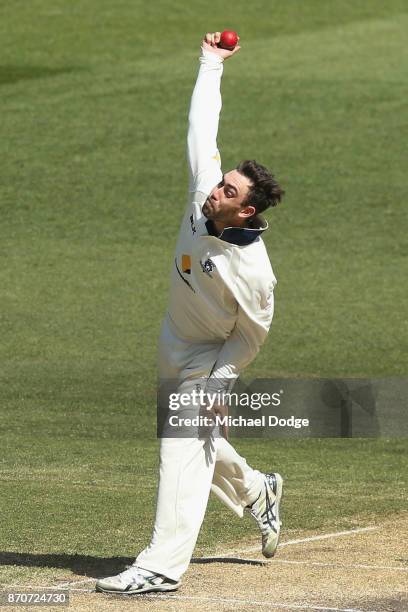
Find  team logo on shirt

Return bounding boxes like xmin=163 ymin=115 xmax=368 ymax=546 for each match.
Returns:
xmin=200 ymin=258 xmax=215 ymax=277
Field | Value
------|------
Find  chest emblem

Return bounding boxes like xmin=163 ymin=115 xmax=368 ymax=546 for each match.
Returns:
xmin=200 ymin=258 xmax=215 ymax=277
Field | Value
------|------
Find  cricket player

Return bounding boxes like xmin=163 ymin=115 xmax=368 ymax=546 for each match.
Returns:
xmin=96 ymin=31 xmax=285 ymax=595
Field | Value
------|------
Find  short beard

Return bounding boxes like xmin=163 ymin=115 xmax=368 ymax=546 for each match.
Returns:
xmin=202 ymin=199 xmax=219 ymax=220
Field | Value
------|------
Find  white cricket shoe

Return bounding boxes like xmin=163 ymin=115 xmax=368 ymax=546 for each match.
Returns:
xmin=95 ymin=565 xmax=180 ymax=595
xmin=246 ymin=472 xmax=283 ymax=558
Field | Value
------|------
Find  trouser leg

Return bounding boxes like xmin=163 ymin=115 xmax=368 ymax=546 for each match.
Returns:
xmin=135 ymin=435 xmax=216 ymax=581
xmin=137 ymin=318 xmax=264 ymax=579
xmin=136 ymin=318 xmax=221 ymax=581
xmin=211 ymin=436 xmax=264 ymax=517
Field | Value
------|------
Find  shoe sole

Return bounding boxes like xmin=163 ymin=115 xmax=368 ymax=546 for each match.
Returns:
xmin=262 ymin=472 xmax=283 ymax=559
xmin=95 ymin=581 xmax=180 ymax=595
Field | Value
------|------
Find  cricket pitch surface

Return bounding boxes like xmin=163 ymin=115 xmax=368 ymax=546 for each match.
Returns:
xmin=2 ymin=514 xmax=407 ymax=611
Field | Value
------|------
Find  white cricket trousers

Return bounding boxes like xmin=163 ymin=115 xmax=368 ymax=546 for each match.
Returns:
xmin=135 ymin=316 xmax=264 ymax=581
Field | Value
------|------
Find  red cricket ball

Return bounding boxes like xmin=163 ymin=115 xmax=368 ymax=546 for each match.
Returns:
xmin=219 ymin=30 xmax=239 ymax=50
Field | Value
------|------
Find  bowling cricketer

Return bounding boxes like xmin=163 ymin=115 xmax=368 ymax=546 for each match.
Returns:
xmin=96 ymin=30 xmax=285 ymax=595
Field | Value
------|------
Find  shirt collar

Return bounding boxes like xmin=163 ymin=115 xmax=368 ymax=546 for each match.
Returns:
xmin=205 ymin=215 xmax=268 ymax=246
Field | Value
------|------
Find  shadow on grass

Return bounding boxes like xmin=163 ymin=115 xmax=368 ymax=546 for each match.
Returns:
xmin=0 ymin=65 xmax=85 ymax=85
xmin=0 ymin=552 xmax=264 ymax=578
xmin=0 ymin=552 xmax=132 ymax=578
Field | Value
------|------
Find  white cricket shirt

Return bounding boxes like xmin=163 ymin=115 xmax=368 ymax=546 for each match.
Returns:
xmin=166 ymin=48 xmax=277 ymax=391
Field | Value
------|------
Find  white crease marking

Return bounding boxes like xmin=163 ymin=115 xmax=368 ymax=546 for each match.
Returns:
xmin=201 ymin=526 xmax=379 ymax=558
xmin=271 ymin=559 xmax=408 ymax=572
xmin=142 ymin=593 xmax=379 ymax=612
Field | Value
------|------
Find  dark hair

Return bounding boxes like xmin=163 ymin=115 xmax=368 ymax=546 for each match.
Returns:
xmin=236 ymin=159 xmax=284 ymax=215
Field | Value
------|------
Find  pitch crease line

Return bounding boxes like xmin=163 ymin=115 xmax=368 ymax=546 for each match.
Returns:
xmin=202 ymin=526 xmax=379 ymax=558
xmin=271 ymin=559 xmax=408 ymax=572
xmin=144 ymin=593 xmax=379 ymax=612
xmin=1 ymin=582 xmax=94 ymax=590
xmin=0 ymin=585 xmax=382 ymax=611
xmin=0 ymin=588 xmax=381 ymax=611
xmin=54 ymin=578 xmax=95 ymax=588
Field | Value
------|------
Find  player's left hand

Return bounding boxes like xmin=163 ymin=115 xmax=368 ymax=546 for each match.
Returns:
xmin=211 ymin=402 xmax=229 ymax=439
xmin=202 ymin=31 xmax=241 ymax=60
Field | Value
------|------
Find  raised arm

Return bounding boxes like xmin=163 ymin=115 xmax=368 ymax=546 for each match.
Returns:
xmin=187 ymin=32 xmax=240 ymax=194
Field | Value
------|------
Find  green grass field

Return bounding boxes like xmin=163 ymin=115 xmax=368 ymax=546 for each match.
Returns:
xmin=0 ymin=0 xmax=407 ymax=588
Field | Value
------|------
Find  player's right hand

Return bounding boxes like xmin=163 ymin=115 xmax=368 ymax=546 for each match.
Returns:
xmin=202 ymin=31 xmax=241 ymax=60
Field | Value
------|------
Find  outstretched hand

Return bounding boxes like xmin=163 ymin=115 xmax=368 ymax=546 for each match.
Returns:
xmin=202 ymin=31 xmax=241 ymax=60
